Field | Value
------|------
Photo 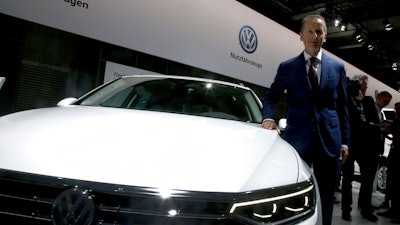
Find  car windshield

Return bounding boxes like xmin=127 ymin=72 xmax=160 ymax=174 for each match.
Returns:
xmin=75 ymin=76 xmax=263 ymax=123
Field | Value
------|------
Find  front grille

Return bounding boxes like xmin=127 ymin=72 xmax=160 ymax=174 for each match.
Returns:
xmin=0 ymin=169 xmax=240 ymax=225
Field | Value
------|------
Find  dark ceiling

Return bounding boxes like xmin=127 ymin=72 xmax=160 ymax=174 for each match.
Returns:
xmin=238 ymin=0 xmax=400 ymax=92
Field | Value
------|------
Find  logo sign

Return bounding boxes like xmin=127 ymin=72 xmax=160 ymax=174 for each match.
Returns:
xmin=239 ymin=25 xmax=257 ymax=53
xmin=52 ymin=187 xmax=95 ymax=225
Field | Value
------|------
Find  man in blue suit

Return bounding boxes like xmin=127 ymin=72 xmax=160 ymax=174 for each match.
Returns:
xmin=261 ymin=14 xmax=350 ymax=225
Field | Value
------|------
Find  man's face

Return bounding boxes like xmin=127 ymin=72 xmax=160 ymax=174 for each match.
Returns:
xmin=376 ymin=96 xmax=391 ymax=109
xmin=300 ymin=18 xmax=327 ymax=56
xmin=360 ymin=80 xmax=368 ymax=95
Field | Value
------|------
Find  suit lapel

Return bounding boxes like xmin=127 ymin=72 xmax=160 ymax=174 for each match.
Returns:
xmin=319 ymin=53 xmax=329 ymax=91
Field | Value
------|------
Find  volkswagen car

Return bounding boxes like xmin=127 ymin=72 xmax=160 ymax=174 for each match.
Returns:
xmin=0 ymin=75 xmax=321 ymax=225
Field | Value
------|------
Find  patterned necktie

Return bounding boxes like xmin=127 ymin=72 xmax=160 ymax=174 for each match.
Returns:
xmin=308 ymin=57 xmax=319 ymax=100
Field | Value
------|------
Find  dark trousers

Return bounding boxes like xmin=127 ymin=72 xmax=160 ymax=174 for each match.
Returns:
xmin=341 ymin=153 xmax=355 ymax=213
xmin=388 ymin=148 xmax=400 ymax=215
xmin=302 ymin=133 xmax=339 ymax=225
xmin=357 ymin=153 xmax=380 ymax=213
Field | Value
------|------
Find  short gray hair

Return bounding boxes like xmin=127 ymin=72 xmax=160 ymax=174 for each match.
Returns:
xmin=352 ymin=75 xmax=368 ymax=83
xmin=300 ymin=14 xmax=327 ymax=34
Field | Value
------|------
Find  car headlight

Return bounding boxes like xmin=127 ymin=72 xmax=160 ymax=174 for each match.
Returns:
xmin=229 ymin=179 xmax=316 ymax=224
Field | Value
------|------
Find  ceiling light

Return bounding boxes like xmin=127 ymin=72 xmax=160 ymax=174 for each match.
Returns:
xmin=366 ymin=41 xmax=375 ymax=51
xmin=334 ymin=19 xmax=340 ymax=27
xmin=354 ymin=29 xmax=364 ymax=43
xmin=355 ymin=34 xmax=363 ymax=43
xmin=383 ymin=18 xmax=394 ymax=31
xmin=392 ymin=62 xmax=398 ymax=71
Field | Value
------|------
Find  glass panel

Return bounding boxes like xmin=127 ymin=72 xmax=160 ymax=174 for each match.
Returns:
xmin=77 ymin=77 xmax=263 ymax=123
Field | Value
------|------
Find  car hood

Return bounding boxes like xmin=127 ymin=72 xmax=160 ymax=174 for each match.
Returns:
xmin=0 ymin=106 xmax=309 ymax=193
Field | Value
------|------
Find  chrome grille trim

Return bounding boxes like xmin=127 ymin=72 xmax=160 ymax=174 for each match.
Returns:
xmin=0 ymin=169 xmax=237 ymax=225
xmin=0 ymin=169 xmax=316 ymax=225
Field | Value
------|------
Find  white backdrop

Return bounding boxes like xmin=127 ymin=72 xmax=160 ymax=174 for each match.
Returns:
xmin=1 ymin=0 xmax=398 ymax=106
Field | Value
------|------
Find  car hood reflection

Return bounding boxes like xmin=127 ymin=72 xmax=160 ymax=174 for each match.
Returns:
xmin=0 ymin=106 xmax=307 ymax=193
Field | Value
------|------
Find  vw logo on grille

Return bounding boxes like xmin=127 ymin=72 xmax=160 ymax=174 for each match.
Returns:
xmin=239 ymin=25 xmax=257 ymax=53
xmin=51 ymin=187 xmax=95 ymax=225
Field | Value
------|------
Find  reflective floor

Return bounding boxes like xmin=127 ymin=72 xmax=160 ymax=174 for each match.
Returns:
xmin=332 ymin=181 xmax=395 ymax=225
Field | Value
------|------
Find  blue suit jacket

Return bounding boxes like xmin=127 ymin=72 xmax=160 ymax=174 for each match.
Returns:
xmin=262 ymin=52 xmax=350 ymax=158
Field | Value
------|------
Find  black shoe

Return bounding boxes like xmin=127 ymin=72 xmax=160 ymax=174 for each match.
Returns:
xmin=358 ymin=202 xmax=379 ymax=211
xmin=378 ymin=208 xmax=395 ymax=218
xmin=371 ymin=205 xmax=380 ymax=211
xmin=380 ymin=200 xmax=390 ymax=208
xmin=361 ymin=211 xmax=378 ymax=222
xmin=342 ymin=211 xmax=351 ymax=221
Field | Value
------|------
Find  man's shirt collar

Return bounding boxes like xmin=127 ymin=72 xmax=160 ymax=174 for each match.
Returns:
xmin=304 ymin=51 xmax=322 ymax=63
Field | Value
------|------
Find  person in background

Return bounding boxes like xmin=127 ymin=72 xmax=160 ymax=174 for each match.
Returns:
xmin=260 ymin=14 xmax=349 ymax=225
xmin=378 ymin=102 xmax=400 ymax=224
xmin=357 ymin=91 xmax=392 ymax=222
xmin=341 ymin=75 xmax=369 ymax=221
xmin=379 ymin=107 xmax=397 ymax=210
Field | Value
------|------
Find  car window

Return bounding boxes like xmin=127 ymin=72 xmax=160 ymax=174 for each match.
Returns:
xmin=78 ymin=77 xmax=263 ymax=123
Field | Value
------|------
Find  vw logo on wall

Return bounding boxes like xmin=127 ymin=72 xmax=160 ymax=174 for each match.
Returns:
xmin=239 ymin=25 xmax=258 ymax=53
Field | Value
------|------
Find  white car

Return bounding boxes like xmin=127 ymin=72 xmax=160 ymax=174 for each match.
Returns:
xmin=0 ymin=75 xmax=321 ymax=225
xmin=375 ymin=108 xmax=396 ymax=192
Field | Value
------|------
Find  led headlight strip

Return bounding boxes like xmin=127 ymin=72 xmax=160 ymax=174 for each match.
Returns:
xmin=229 ymin=184 xmax=314 ymax=214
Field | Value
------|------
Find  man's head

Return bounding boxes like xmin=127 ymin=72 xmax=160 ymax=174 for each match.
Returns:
xmin=376 ymin=91 xmax=392 ymax=109
xmin=300 ymin=14 xmax=327 ymax=57
xmin=352 ymin=75 xmax=369 ymax=96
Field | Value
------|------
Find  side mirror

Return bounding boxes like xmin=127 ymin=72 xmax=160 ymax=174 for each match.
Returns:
xmin=278 ymin=118 xmax=287 ymax=132
xmin=57 ymin=97 xmax=78 ymax=106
